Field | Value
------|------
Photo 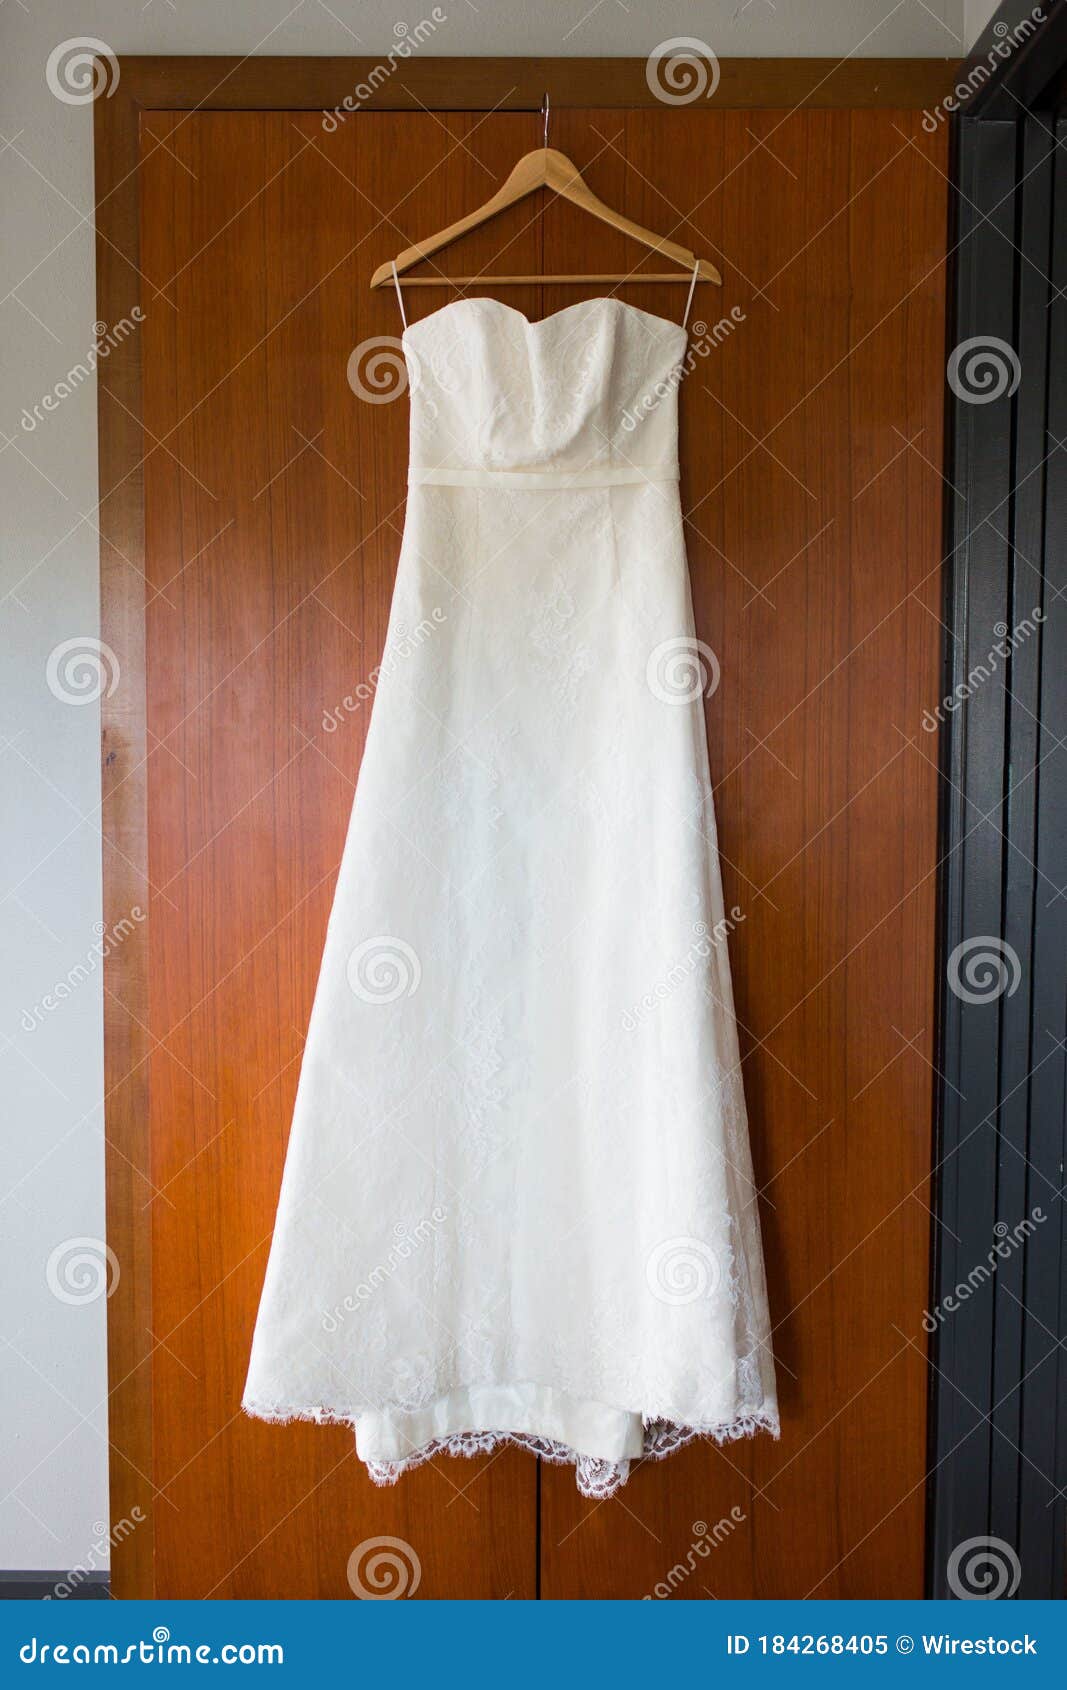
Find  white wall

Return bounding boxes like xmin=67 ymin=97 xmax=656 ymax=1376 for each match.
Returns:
xmin=965 ymin=0 xmax=1005 ymax=47
xmin=0 ymin=0 xmax=968 ymax=1575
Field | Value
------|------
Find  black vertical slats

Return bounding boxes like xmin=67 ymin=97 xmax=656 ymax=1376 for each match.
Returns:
xmin=990 ymin=112 xmax=1051 ymax=1552
xmin=930 ymin=116 xmax=1019 ymax=1593
xmin=1016 ymin=110 xmax=1067 ymax=1598
xmin=930 ymin=80 xmax=1067 ymax=1598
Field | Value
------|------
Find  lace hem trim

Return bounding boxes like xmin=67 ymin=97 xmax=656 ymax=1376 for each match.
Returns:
xmin=243 ymin=1400 xmax=780 ymax=1500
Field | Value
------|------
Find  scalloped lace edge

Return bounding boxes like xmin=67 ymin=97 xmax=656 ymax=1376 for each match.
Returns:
xmin=243 ymin=1401 xmax=780 ymax=1499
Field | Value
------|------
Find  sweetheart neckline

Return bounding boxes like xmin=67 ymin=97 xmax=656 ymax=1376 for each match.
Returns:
xmin=401 ymin=294 xmax=689 ymax=343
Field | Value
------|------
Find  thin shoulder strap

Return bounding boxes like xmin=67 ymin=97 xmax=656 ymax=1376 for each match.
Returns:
xmin=681 ymin=259 xmax=699 ymax=330
xmin=391 ymin=260 xmax=408 ymax=330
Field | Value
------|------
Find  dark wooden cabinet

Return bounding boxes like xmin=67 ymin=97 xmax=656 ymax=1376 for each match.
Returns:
xmin=98 ymin=66 xmax=948 ymax=1598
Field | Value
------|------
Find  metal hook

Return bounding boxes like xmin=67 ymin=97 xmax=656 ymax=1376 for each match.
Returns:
xmin=541 ymin=91 xmax=550 ymax=149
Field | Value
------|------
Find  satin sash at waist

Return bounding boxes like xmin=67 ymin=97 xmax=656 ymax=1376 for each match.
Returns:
xmin=407 ymin=463 xmax=679 ymax=490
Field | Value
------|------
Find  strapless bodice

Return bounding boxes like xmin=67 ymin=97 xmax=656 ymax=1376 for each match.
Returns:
xmin=402 ymin=296 xmax=688 ymax=485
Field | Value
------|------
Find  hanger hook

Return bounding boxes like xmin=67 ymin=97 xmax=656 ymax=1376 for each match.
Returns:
xmin=541 ymin=91 xmax=550 ymax=149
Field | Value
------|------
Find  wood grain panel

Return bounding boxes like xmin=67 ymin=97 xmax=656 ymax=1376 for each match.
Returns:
xmin=533 ymin=107 xmax=947 ymax=1599
xmin=111 ymin=56 xmax=956 ymax=113
xmin=140 ymin=109 xmax=546 ymax=1600
xmin=129 ymin=92 xmax=946 ymax=1600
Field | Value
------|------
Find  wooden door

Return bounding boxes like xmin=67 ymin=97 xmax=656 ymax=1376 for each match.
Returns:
xmin=132 ymin=99 xmax=946 ymax=1598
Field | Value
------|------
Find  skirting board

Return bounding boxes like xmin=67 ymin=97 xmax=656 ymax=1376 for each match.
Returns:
xmin=0 ymin=1572 xmax=109 ymax=1600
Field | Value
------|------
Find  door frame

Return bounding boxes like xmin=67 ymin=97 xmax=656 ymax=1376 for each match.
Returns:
xmin=95 ymin=52 xmax=955 ymax=1599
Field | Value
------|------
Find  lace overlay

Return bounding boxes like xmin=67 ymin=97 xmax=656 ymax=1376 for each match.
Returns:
xmin=243 ymin=298 xmax=779 ymax=1496
xmin=367 ymin=1412 xmax=782 ymax=1501
xmin=244 ymin=1400 xmax=780 ymax=1501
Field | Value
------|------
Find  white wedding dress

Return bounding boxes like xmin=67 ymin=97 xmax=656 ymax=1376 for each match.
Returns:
xmin=244 ymin=293 xmax=779 ymax=1498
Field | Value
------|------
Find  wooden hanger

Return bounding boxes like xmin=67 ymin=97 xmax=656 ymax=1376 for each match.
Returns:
xmin=369 ymin=96 xmax=721 ymax=291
